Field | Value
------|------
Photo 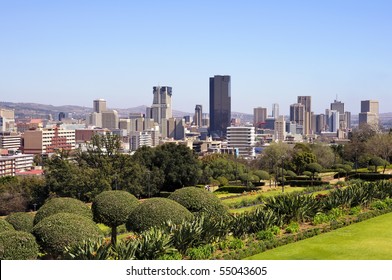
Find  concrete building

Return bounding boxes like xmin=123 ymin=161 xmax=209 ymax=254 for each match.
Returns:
xmin=93 ymin=99 xmax=107 ymax=113
xmin=227 ymin=126 xmax=256 ymax=158
xmin=290 ymin=103 xmax=305 ymax=132
xmin=0 ymin=132 xmax=21 ymax=150
xmin=149 ymin=86 xmax=172 ymax=125
xmin=253 ymin=107 xmax=267 ymax=127
xmin=209 ymin=75 xmax=231 ymax=138
xmin=23 ymin=127 xmax=76 ymax=154
xmin=297 ymin=96 xmax=312 ymax=135
xmin=327 ymin=110 xmax=339 ymax=133
xmin=101 ymin=110 xmax=119 ymax=130
xmin=274 ymin=116 xmax=286 ymax=142
xmin=194 ymin=105 xmax=203 ymax=127
xmin=0 ymin=109 xmax=15 ymax=132
xmin=359 ymin=100 xmax=379 ymax=127
xmin=272 ymin=103 xmax=279 ymax=119
xmin=0 ymin=154 xmax=35 ymax=177
xmin=130 ymin=131 xmax=153 ymax=151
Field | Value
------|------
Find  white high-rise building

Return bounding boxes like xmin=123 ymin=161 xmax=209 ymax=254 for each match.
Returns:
xmin=272 ymin=103 xmax=279 ymax=119
xmin=227 ymin=126 xmax=256 ymax=158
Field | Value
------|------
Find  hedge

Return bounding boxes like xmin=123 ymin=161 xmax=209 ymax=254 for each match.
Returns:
xmin=285 ymin=180 xmax=325 ymax=187
xmin=32 ymin=213 xmax=103 ymax=258
xmin=5 ymin=212 xmax=35 ymax=232
xmin=168 ymin=187 xmax=228 ymax=217
xmin=126 ymin=198 xmax=193 ymax=233
xmin=0 ymin=231 xmax=39 ymax=260
xmin=348 ymin=173 xmax=392 ymax=181
xmin=33 ymin=197 xmax=93 ymax=225
xmin=285 ymin=176 xmax=322 ymax=181
xmin=0 ymin=219 xmax=14 ymax=233
xmin=214 ymin=186 xmax=262 ymax=193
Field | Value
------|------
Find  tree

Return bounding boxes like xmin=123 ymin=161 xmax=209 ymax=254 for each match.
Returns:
xmin=92 ymin=191 xmax=139 ymax=245
xmin=291 ymin=151 xmax=316 ymax=175
xmin=366 ymin=134 xmax=392 ymax=173
xmin=369 ymin=156 xmax=388 ymax=173
xmin=305 ymin=163 xmax=323 ymax=184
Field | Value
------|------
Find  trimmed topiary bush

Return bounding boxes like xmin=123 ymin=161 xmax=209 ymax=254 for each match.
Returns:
xmin=92 ymin=190 xmax=139 ymax=245
xmin=5 ymin=212 xmax=34 ymax=232
xmin=33 ymin=197 xmax=92 ymax=225
xmin=0 ymin=231 xmax=39 ymax=260
xmin=32 ymin=213 xmax=103 ymax=259
xmin=0 ymin=219 xmax=14 ymax=233
xmin=126 ymin=198 xmax=193 ymax=233
xmin=168 ymin=187 xmax=228 ymax=218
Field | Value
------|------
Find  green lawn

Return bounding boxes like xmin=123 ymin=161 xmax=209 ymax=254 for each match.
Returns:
xmin=246 ymin=212 xmax=392 ymax=260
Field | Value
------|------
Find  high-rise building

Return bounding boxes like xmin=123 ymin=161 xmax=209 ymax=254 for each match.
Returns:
xmin=274 ymin=116 xmax=286 ymax=142
xmin=297 ymin=96 xmax=312 ymax=135
xmin=151 ymin=86 xmax=172 ymax=125
xmin=327 ymin=110 xmax=339 ymax=133
xmin=209 ymin=75 xmax=231 ymax=138
xmin=272 ymin=103 xmax=279 ymax=119
xmin=101 ymin=110 xmax=119 ymax=130
xmin=359 ymin=100 xmax=379 ymax=127
xmin=93 ymin=99 xmax=107 ymax=113
xmin=194 ymin=105 xmax=203 ymax=127
xmin=227 ymin=126 xmax=255 ymax=158
xmin=290 ymin=103 xmax=305 ymax=132
xmin=253 ymin=107 xmax=267 ymax=127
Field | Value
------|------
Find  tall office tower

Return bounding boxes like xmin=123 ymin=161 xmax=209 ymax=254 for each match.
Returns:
xmin=194 ymin=105 xmax=203 ymax=127
xmin=151 ymin=86 xmax=172 ymax=124
xmin=315 ymin=114 xmax=326 ymax=134
xmin=253 ymin=107 xmax=267 ymax=127
xmin=297 ymin=96 xmax=312 ymax=135
xmin=345 ymin=112 xmax=351 ymax=129
xmin=327 ymin=110 xmax=339 ymax=132
xmin=101 ymin=110 xmax=119 ymax=130
xmin=359 ymin=100 xmax=379 ymax=127
xmin=290 ymin=103 xmax=305 ymax=133
xmin=209 ymin=75 xmax=231 ymax=138
xmin=274 ymin=116 xmax=286 ymax=142
xmin=93 ymin=99 xmax=107 ymax=113
xmin=272 ymin=103 xmax=279 ymax=119
xmin=202 ymin=113 xmax=210 ymax=127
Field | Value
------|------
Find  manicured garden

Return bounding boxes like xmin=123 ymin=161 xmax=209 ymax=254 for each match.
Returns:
xmin=246 ymin=211 xmax=392 ymax=260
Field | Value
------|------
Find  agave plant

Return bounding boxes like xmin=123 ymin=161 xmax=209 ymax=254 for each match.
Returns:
xmin=135 ymin=227 xmax=177 ymax=260
xmin=64 ymin=238 xmax=112 ymax=260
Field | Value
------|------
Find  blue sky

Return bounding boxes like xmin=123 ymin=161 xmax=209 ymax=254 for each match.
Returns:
xmin=1 ymin=0 xmax=391 ymax=114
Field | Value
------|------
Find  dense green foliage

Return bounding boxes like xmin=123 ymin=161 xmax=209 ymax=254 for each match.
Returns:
xmin=126 ymin=198 xmax=193 ymax=232
xmin=0 ymin=219 xmax=15 ymax=233
xmin=0 ymin=231 xmax=39 ymax=260
xmin=33 ymin=197 xmax=93 ymax=225
xmin=168 ymin=187 xmax=228 ymax=217
xmin=32 ymin=213 xmax=103 ymax=258
xmin=92 ymin=190 xmax=139 ymax=245
xmin=5 ymin=212 xmax=35 ymax=232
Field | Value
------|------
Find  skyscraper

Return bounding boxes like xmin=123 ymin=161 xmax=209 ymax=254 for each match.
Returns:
xmin=290 ymin=103 xmax=305 ymax=130
xmin=93 ymin=99 xmax=107 ymax=113
xmin=150 ymin=86 xmax=172 ymax=124
xmin=194 ymin=105 xmax=203 ymax=127
xmin=272 ymin=103 xmax=279 ymax=119
xmin=297 ymin=96 xmax=312 ymax=135
xmin=209 ymin=75 xmax=231 ymax=138
xmin=253 ymin=107 xmax=267 ymax=127
xmin=359 ymin=100 xmax=379 ymax=127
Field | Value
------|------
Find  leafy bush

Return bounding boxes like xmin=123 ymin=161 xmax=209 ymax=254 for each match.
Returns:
xmin=92 ymin=190 xmax=139 ymax=245
xmin=0 ymin=231 xmax=39 ymax=260
xmin=228 ymin=238 xmax=244 ymax=249
xmin=187 ymin=244 xmax=215 ymax=260
xmin=32 ymin=213 xmax=103 ymax=259
xmin=0 ymin=219 xmax=14 ymax=233
xmin=370 ymin=200 xmax=388 ymax=210
xmin=216 ymin=176 xmax=229 ymax=186
xmin=33 ymin=197 xmax=92 ymax=225
xmin=349 ymin=206 xmax=362 ymax=215
xmin=5 ymin=212 xmax=34 ymax=232
xmin=285 ymin=222 xmax=300 ymax=233
xmin=126 ymin=198 xmax=193 ymax=233
xmin=168 ymin=187 xmax=228 ymax=218
xmin=312 ymin=213 xmax=330 ymax=225
xmin=256 ymin=230 xmax=275 ymax=241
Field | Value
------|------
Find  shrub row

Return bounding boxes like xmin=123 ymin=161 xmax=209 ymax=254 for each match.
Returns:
xmin=214 ymin=186 xmax=262 ymax=193
xmin=285 ymin=180 xmax=325 ymax=187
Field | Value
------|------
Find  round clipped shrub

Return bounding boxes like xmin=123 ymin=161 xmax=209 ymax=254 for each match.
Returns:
xmin=168 ymin=187 xmax=229 ymax=217
xmin=33 ymin=197 xmax=92 ymax=225
xmin=126 ymin=198 xmax=193 ymax=233
xmin=0 ymin=219 xmax=14 ymax=233
xmin=32 ymin=213 xmax=103 ymax=258
xmin=0 ymin=231 xmax=39 ymax=260
xmin=6 ymin=212 xmax=34 ymax=232
xmin=92 ymin=190 xmax=139 ymax=245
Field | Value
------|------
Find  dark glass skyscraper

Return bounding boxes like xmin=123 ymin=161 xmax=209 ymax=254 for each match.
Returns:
xmin=209 ymin=75 xmax=231 ymax=138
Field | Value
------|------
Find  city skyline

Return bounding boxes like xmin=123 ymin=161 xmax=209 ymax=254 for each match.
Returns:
xmin=1 ymin=1 xmax=391 ymax=114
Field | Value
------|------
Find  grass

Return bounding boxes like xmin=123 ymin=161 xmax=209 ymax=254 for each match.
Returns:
xmin=245 ymin=212 xmax=392 ymax=260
